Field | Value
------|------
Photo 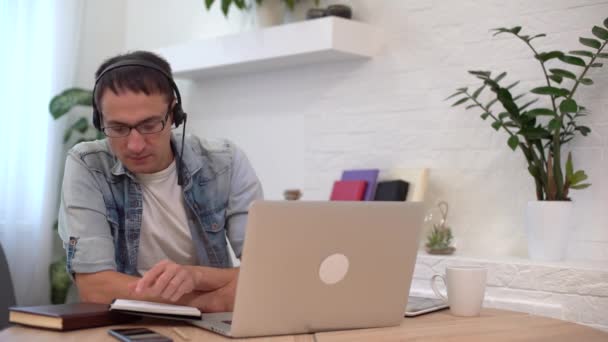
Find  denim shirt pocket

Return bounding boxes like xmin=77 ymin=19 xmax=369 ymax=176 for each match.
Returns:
xmin=198 ymin=205 xmax=230 ymax=266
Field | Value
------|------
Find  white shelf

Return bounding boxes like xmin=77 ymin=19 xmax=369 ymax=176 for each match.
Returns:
xmin=155 ymin=17 xmax=383 ymax=79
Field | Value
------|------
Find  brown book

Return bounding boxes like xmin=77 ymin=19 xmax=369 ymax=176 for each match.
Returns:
xmin=9 ymin=303 xmax=140 ymax=331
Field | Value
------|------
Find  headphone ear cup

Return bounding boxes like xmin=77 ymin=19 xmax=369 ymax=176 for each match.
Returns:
xmin=92 ymin=109 xmax=101 ymax=130
xmin=173 ymin=106 xmax=185 ymax=127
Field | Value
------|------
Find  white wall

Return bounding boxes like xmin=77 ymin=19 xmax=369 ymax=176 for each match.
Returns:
xmin=80 ymin=0 xmax=608 ymax=262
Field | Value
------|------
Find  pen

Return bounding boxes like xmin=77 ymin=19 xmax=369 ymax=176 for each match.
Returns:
xmin=172 ymin=327 xmax=190 ymax=340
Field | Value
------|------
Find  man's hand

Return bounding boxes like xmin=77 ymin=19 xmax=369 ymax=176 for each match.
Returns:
xmin=188 ymin=269 xmax=239 ymax=312
xmin=129 ymin=260 xmax=196 ymax=302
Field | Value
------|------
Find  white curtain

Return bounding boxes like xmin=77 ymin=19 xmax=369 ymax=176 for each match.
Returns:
xmin=0 ymin=0 xmax=83 ymax=306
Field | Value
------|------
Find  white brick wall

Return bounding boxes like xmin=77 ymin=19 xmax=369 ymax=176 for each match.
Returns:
xmin=176 ymin=0 xmax=608 ymax=262
xmin=411 ymin=253 xmax=608 ymax=331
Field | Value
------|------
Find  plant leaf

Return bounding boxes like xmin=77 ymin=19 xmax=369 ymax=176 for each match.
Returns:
xmin=549 ymin=68 xmax=576 ymax=80
xmin=451 ymin=98 xmax=469 ymax=106
xmin=605 ymin=17 xmax=608 ymax=29
xmin=569 ymin=50 xmax=594 ymax=58
xmin=566 ymin=152 xmax=574 ymax=177
xmin=559 ymin=55 xmax=586 ymax=67
xmin=491 ymin=121 xmax=502 ymax=131
xmin=493 ymin=72 xmax=507 ymax=83
xmin=570 ymin=183 xmax=591 ymax=189
xmin=63 ymin=117 xmax=89 ymax=143
xmin=486 ymin=98 xmax=499 ymax=108
xmin=469 ymin=70 xmax=491 ymax=77
xmin=598 ymin=53 xmax=608 ymax=59
xmin=465 ymin=104 xmax=479 ymax=110
xmin=592 ymin=26 xmax=608 ymax=40
xmin=575 ymin=126 xmax=591 ymax=136
xmin=498 ymin=112 xmax=509 ymax=119
xmin=49 ymin=88 xmax=93 ymax=119
xmin=549 ymin=74 xmax=563 ymax=84
xmin=480 ymin=112 xmax=490 ymax=120
xmin=529 ymin=33 xmax=546 ymax=41
xmin=519 ymin=99 xmax=539 ymax=111
xmin=519 ymin=127 xmax=551 ymax=139
xmin=535 ymin=51 xmax=564 ymax=62
xmin=472 ymin=84 xmax=485 ymax=99
xmin=530 ymin=86 xmax=570 ymax=97
xmin=559 ymin=99 xmax=578 ymax=113
xmin=221 ymin=0 xmax=233 ymax=16
xmin=445 ymin=90 xmax=465 ymax=100
xmin=570 ymin=170 xmax=588 ymax=184
xmin=579 ymin=37 xmax=601 ymax=49
xmin=508 ymin=135 xmax=519 ymax=151
xmin=506 ymin=81 xmax=520 ymax=89
xmin=580 ymin=78 xmax=594 ymax=85
xmin=526 ymin=108 xmax=556 ymax=117
xmin=205 ymin=0 xmax=214 ymax=9
xmin=590 ymin=63 xmax=603 ymax=67
xmin=548 ymin=118 xmax=562 ymax=131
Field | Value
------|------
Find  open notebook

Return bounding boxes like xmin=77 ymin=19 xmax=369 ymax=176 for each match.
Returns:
xmin=109 ymin=299 xmax=202 ymax=320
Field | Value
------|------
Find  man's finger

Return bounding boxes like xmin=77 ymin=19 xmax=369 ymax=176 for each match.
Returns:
xmin=161 ymin=272 xmax=185 ymax=300
xmin=149 ymin=266 xmax=177 ymax=297
xmin=170 ymin=280 xmax=191 ymax=302
xmin=136 ymin=261 xmax=169 ymax=293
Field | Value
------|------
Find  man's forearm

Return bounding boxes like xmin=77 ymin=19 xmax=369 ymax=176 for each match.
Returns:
xmin=75 ymin=270 xmax=199 ymax=305
xmin=185 ymin=266 xmax=239 ymax=291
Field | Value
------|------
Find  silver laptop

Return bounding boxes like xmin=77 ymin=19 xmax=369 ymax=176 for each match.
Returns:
xmin=190 ymin=200 xmax=424 ymax=338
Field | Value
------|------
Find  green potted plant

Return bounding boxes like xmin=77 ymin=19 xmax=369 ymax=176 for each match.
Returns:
xmin=204 ymin=0 xmax=320 ymax=27
xmin=448 ymin=18 xmax=607 ymax=261
xmin=48 ymin=88 xmax=98 ymax=304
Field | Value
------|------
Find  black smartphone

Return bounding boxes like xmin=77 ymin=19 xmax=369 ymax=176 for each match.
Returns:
xmin=108 ymin=327 xmax=173 ymax=342
xmin=404 ymin=296 xmax=449 ymax=317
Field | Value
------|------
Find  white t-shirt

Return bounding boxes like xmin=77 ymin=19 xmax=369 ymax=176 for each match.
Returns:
xmin=135 ymin=161 xmax=197 ymax=274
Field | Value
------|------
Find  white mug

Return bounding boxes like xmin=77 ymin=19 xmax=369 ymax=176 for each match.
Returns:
xmin=431 ymin=265 xmax=487 ymax=316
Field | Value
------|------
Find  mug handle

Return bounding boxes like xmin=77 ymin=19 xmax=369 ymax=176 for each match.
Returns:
xmin=430 ymin=274 xmax=448 ymax=301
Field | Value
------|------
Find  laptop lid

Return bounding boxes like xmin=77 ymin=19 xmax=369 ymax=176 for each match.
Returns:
xmin=230 ymin=200 xmax=424 ymax=337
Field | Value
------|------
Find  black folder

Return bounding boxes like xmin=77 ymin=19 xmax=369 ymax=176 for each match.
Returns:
xmin=373 ymin=180 xmax=409 ymax=201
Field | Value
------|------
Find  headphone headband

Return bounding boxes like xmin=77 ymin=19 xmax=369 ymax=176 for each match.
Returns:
xmin=92 ymin=59 xmax=186 ymax=130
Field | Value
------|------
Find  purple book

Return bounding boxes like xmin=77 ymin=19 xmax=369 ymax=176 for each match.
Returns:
xmin=341 ymin=169 xmax=380 ymax=201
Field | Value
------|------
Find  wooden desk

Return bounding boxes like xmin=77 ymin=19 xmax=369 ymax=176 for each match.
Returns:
xmin=0 ymin=319 xmax=314 ymax=342
xmin=316 ymin=309 xmax=608 ymax=342
xmin=1 ymin=309 xmax=606 ymax=341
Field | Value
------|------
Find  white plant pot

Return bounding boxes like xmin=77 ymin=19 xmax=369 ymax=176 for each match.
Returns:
xmin=525 ymin=201 xmax=572 ymax=261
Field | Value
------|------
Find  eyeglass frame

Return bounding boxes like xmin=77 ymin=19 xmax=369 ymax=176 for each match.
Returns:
xmin=100 ymin=108 xmax=172 ymax=138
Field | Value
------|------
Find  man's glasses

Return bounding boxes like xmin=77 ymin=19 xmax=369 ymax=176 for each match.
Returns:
xmin=101 ymin=111 xmax=171 ymax=138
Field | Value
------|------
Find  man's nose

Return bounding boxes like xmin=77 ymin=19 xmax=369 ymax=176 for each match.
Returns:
xmin=126 ymin=129 xmax=146 ymax=154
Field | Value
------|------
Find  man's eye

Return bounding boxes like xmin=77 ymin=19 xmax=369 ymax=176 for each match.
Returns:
xmin=139 ymin=121 xmax=161 ymax=132
xmin=110 ymin=126 xmax=129 ymax=134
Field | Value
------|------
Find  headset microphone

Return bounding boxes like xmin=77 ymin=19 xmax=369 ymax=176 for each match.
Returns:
xmin=177 ymin=113 xmax=187 ymax=186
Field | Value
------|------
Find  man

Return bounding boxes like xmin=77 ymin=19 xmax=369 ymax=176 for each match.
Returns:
xmin=58 ymin=51 xmax=263 ymax=312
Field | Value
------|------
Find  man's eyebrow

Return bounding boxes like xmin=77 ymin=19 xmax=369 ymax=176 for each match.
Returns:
xmin=105 ymin=114 xmax=165 ymax=126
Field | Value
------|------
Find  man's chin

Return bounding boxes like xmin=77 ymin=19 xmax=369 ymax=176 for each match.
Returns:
xmin=123 ymin=160 xmax=156 ymax=174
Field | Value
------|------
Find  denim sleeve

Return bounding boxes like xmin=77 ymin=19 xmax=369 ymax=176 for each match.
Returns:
xmin=225 ymin=145 xmax=264 ymax=258
xmin=58 ymin=152 xmax=116 ymax=279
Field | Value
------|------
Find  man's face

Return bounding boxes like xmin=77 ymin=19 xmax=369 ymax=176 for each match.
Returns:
xmin=99 ymin=89 xmax=174 ymax=174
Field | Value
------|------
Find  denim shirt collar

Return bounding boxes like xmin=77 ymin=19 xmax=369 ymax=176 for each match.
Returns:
xmin=109 ymin=133 xmax=212 ymax=188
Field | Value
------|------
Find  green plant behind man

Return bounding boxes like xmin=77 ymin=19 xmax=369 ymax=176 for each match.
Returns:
xmin=449 ymin=17 xmax=608 ymax=201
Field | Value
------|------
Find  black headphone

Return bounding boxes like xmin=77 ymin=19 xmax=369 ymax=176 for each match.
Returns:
xmin=92 ymin=59 xmax=186 ymax=130
xmin=91 ymin=59 xmax=188 ymax=185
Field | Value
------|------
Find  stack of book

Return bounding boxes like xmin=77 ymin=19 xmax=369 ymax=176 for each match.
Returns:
xmin=330 ymin=168 xmax=409 ymax=201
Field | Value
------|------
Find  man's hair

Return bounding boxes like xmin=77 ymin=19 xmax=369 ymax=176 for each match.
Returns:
xmin=94 ymin=50 xmax=175 ymax=111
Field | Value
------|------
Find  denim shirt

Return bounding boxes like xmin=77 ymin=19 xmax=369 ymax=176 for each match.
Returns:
xmin=58 ymin=133 xmax=263 ymax=278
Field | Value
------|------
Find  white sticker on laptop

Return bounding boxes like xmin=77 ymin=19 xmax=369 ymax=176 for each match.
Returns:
xmin=319 ymin=253 xmax=349 ymax=285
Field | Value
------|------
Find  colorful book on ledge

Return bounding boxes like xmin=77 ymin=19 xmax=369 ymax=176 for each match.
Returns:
xmin=330 ymin=180 xmax=367 ymax=201
xmin=341 ymin=169 xmax=380 ymax=201
xmin=109 ymin=299 xmax=202 ymax=320
xmin=8 ymin=303 xmax=140 ymax=331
